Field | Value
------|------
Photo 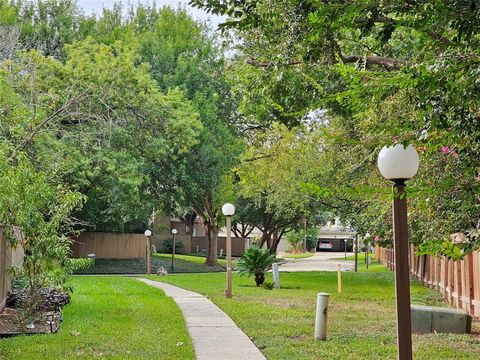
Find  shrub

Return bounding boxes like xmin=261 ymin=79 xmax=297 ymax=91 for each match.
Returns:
xmin=237 ymin=246 xmax=276 ymax=286
xmin=262 ymin=281 xmax=274 ymax=290
xmin=0 ymin=157 xmax=88 ymax=322
xmin=162 ymin=238 xmax=184 ymax=254
xmin=285 ymin=228 xmax=319 ymax=252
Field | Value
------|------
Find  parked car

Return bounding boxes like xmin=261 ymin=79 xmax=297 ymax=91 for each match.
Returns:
xmin=318 ymin=240 xmax=334 ymax=251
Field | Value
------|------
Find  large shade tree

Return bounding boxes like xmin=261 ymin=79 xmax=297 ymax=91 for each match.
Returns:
xmin=191 ymin=0 xmax=480 ymax=256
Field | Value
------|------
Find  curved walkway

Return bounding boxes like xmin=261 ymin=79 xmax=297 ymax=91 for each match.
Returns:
xmin=137 ymin=278 xmax=266 ymax=360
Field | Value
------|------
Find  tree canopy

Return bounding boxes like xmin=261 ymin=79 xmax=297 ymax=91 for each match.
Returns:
xmin=190 ymin=0 xmax=480 ymax=256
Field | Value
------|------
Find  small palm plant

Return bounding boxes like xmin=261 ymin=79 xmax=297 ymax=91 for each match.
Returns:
xmin=237 ymin=246 xmax=276 ymax=287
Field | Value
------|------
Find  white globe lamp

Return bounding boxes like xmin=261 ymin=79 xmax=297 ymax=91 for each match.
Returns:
xmin=377 ymin=144 xmax=420 ymax=181
xmin=222 ymin=203 xmax=235 ymax=216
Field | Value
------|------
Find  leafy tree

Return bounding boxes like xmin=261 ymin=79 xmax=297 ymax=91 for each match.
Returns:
xmin=236 ymin=123 xmax=328 ymax=253
xmin=191 ymin=0 xmax=480 ymax=256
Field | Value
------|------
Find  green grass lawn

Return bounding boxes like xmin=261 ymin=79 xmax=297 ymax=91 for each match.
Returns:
xmin=75 ymin=254 xmax=228 ymax=274
xmin=147 ymin=271 xmax=480 ymax=360
xmin=281 ymin=252 xmax=315 ymax=259
xmin=333 ymin=252 xmax=387 ymax=272
xmin=154 ymin=253 xmax=238 ymax=269
xmin=0 ymin=277 xmax=194 ymax=360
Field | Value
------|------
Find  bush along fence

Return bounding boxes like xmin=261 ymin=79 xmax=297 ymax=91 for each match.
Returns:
xmin=376 ymin=245 xmax=480 ymax=318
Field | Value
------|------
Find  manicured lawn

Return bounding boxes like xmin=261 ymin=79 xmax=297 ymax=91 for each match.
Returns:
xmin=154 ymin=253 xmax=238 ymax=269
xmin=148 ymin=271 xmax=480 ymax=360
xmin=0 ymin=277 xmax=194 ymax=360
xmin=281 ymin=252 xmax=315 ymax=259
xmin=75 ymin=255 xmax=227 ymax=274
xmin=335 ymin=253 xmax=387 ymax=272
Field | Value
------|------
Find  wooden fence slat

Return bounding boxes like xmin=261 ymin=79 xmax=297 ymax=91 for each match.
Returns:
xmin=472 ymin=252 xmax=480 ymax=317
xmin=376 ymin=247 xmax=480 ymax=319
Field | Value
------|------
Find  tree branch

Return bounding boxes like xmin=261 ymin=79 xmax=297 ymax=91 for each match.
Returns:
xmin=340 ymin=55 xmax=409 ymax=69
xmin=245 ymin=54 xmax=408 ymax=70
xmin=9 ymin=92 xmax=86 ymax=163
xmin=246 ymin=58 xmax=302 ymax=67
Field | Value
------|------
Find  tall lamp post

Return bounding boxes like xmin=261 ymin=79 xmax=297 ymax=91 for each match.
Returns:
xmin=222 ymin=203 xmax=235 ymax=299
xmin=365 ymin=232 xmax=371 ymax=269
xmin=144 ymin=229 xmax=152 ymax=275
xmin=378 ymin=144 xmax=419 ymax=360
xmin=354 ymin=234 xmax=359 ymax=272
xmin=171 ymin=228 xmax=178 ymax=270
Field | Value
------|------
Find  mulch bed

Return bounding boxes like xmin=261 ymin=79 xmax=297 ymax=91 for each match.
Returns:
xmin=0 ymin=307 xmax=60 ymax=337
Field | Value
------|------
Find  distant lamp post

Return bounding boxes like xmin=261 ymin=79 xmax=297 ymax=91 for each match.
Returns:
xmin=378 ymin=144 xmax=420 ymax=360
xmin=365 ymin=232 xmax=371 ymax=269
xmin=344 ymin=239 xmax=347 ymax=259
xmin=222 ymin=203 xmax=235 ymax=299
xmin=354 ymin=234 xmax=359 ymax=272
xmin=171 ymin=228 xmax=178 ymax=270
xmin=144 ymin=229 xmax=152 ymax=275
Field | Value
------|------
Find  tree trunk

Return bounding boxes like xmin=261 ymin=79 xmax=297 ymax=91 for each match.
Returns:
xmin=255 ymin=272 xmax=265 ymax=286
xmin=269 ymin=231 xmax=280 ymax=254
xmin=260 ymin=230 xmax=270 ymax=248
xmin=205 ymin=224 xmax=219 ymax=266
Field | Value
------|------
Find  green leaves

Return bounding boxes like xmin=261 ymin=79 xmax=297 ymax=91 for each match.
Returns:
xmin=0 ymin=154 xmax=85 ymax=290
xmin=417 ymin=239 xmax=465 ymax=261
xmin=237 ymin=246 xmax=276 ymax=279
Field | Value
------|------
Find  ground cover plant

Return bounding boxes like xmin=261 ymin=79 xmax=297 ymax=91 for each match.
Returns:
xmin=0 ymin=277 xmax=194 ymax=360
xmin=150 ymin=271 xmax=480 ymax=360
xmin=154 ymin=253 xmax=238 ymax=268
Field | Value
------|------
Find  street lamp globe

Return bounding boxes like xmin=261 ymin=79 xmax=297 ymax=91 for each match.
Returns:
xmin=144 ymin=229 xmax=152 ymax=237
xmin=222 ymin=203 xmax=235 ymax=216
xmin=171 ymin=229 xmax=178 ymax=235
xmin=377 ymin=144 xmax=420 ymax=181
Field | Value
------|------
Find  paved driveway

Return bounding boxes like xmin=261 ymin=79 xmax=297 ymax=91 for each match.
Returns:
xmin=278 ymin=251 xmax=355 ymax=272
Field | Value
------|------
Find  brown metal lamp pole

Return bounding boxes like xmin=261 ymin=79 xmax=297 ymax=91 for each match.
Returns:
xmin=392 ymin=180 xmax=412 ymax=360
xmin=378 ymin=143 xmax=419 ymax=360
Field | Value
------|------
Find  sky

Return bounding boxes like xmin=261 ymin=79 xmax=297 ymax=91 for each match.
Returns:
xmin=77 ymin=0 xmax=225 ymax=28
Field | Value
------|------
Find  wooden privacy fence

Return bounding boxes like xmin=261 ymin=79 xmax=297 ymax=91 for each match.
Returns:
xmin=71 ymin=232 xmax=249 ymax=259
xmin=376 ymin=245 xmax=480 ymax=318
xmin=71 ymin=232 xmax=147 ymax=259
xmin=0 ymin=226 xmax=24 ymax=312
xmin=191 ymin=236 xmax=247 ymax=257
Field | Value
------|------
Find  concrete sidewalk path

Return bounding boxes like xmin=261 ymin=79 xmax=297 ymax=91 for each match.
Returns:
xmin=137 ymin=278 xmax=266 ymax=360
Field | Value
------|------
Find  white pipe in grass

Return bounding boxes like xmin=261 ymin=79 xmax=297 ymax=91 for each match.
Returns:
xmin=315 ymin=293 xmax=330 ymax=340
xmin=272 ymin=262 xmax=280 ymax=289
